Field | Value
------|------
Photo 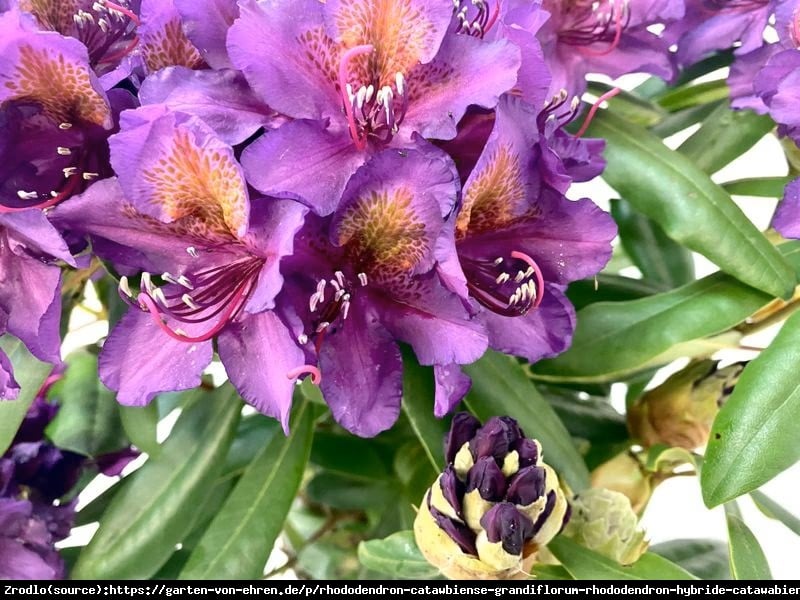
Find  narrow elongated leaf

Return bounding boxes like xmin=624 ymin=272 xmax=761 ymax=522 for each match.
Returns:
xmin=308 ymin=472 xmax=398 ymax=511
xmin=401 ymin=352 xmax=448 ymax=472
xmin=567 ymin=275 xmax=665 ymax=311
xmin=750 ymin=490 xmax=800 ymax=536
xmin=611 ymin=199 xmax=695 ymax=288
xmin=462 ymin=351 xmax=590 ymax=491
xmin=587 ymin=81 xmax=666 ymax=126
xmin=45 ymin=351 xmax=127 ymax=457
xmin=71 ymin=387 xmax=241 ymax=579
xmin=118 ymin=402 xmax=160 ymax=457
xmin=549 ymin=537 xmax=697 ymax=580
xmin=677 ymin=103 xmax=775 ymax=175
xmin=358 ymin=531 xmax=440 ymax=579
xmin=542 ymin=387 xmax=628 ymax=444
xmin=179 ymin=399 xmax=313 ymax=579
xmin=536 ymin=243 xmax=800 ymax=383
xmin=650 ymin=101 xmax=725 ymax=138
xmin=584 ymin=110 xmax=795 ymax=299
xmin=723 ymin=177 xmax=793 ymax=198
xmin=702 ymin=311 xmax=800 ymax=506
xmin=311 ymin=431 xmax=389 ymax=480
xmin=725 ymin=506 xmax=772 ymax=580
xmin=651 ymin=539 xmax=731 ymax=580
xmin=0 ymin=336 xmax=52 ymax=455
xmin=657 ymin=80 xmax=730 ymax=111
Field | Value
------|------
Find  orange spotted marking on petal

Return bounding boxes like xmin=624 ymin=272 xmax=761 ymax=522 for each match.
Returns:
xmin=140 ymin=18 xmax=204 ymax=72
xmin=296 ymin=25 xmax=341 ymax=91
xmin=334 ymin=0 xmax=435 ymax=88
xmin=21 ymin=0 xmax=81 ymax=34
xmin=457 ymin=144 xmax=526 ymax=238
xmin=141 ymin=129 xmax=248 ymax=239
xmin=337 ymin=187 xmax=428 ymax=276
xmin=3 ymin=44 xmax=110 ymax=126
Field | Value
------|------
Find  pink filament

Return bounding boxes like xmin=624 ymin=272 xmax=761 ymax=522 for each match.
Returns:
xmin=99 ymin=35 xmax=140 ymax=65
xmin=575 ymin=87 xmax=621 ymax=138
xmin=103 ymin=1 xmax=140 ymax=25
xmin=485 ymin=0 xmax=502 ymax=34
xmin=286 ymin=365 xmax=322 ymax=385
xmin=338 ymin=44 xmax=374 ymax=151
xmin=510 ymin=250 xmax=545 ymax=309
xmin=0 ymin=174 xmax=80 ymax=214
xmin=579 ymin=1 xmax=625 ymax=57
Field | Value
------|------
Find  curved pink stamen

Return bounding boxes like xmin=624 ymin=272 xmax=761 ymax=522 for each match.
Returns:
xmin=579 ymin=0 xmax=624 ymax=57
xmin=99 ymin=35 xmax=140 ymax=65
xmin=510 ymin=250 xmax=545 ymax=309
xmin=286 ymin=365 xmax=322 ymax=385
xmin=485 ymin=0 xmax=502 ymax=34
xmin=0 ymin=175 xmax=80 ymax=214
xmin=138 ymin=286 xmax=247 ymax=343
xmin=104 ymin=1 xmax=140 ymax=25
xmin=338 ymin=44 xmax=374 ymax=151
xmin=575 ymin=87 xmax=621 ymax=138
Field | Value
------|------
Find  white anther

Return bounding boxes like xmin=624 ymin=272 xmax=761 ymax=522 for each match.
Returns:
xmin=186 ymin=246 xmax=199 ymax=258
xmin=82 ymin=172 xmax=100 ymax=180
xmin=346 ymin=83 xmax=355 ymax=104
xmin=162 ymin=272 xmax=179 ymax=285
xmin=395 ymin=72 xmax=405 ymax=96
xmin=141 ymin=272 xmax=153 ymax=293
xmin=356 ymin=86 xmax=367 ymax=109
xmin=570 ymin=96 xmax=581 ymax=110
xmin=335 ymin=271 xmax=345 ymax=287
xmin=316 ymin=279 xmax=326 ymax=302
xmin=152 ymin=287 xmax=168 ymax=306
xmin=524 ymin=267 xmax=534 ymax=277
xmin=316 ymin=321 xmax=330 ymax=333
xmin=358 ymin=272 xmax=368 ymax=286
xmin=309 ymin=292 xmax=321 ymax=313
xmin=59 ymin=122 xmax=73 ymax=130
xmin=177 ymin=275 xmax=193 ymax=289
xmin=342 ymin=300 xmax=351 ymax=320
xmin=182 ymin=294 xmax=200 ymax=310
xmin=63 ymin=167 xmax=77 ymax=177
xmin=514 ymin=271 xmax=526 ymax=283
xmin=16 ymin=190 xmax=38 ymax=200
xmin=119 ymin=276 xmax=132 ymax=297
xmin=365 ymin=85 xmax=375 ymax=103
xmin=98 ymin=18 xmax=109 ymax=32
xmin=496 ymin=272 xmax=510 ymax=285
xmin=298 ymin=333 xmax=308 ymax=345
xmin=174 ymin=328 xmax=188 ymax=337
xmin=527 ymin=280 xmax=537 ymax=298
xmin=50 ymin=191 xmax=58 ymax=198
xmin=519 ymin=285 xmax=528 ymax=302
xmin=335 ymin=289 xmax=345 ymax=301
xmin=493 ymin=257 xmax=503 ymax=265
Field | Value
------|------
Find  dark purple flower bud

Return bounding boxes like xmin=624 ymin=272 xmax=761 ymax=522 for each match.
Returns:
xmin=532 ymin=490 xmax=557 ymax=536
xmin=12 ymin=396 xmax=59 ymax=445
xmin=445 ymin=412 xmax=481 ymax=464
xmin=469 ymin=417 xmax=521 ymax=463
xmin=466 ymin=456 xmax=507 ymax=501
xmin=427 ymin=495 xmax=478 ymax=556
xmin=507 ymin=466 xmax=546 ymax=506
xmin=480 ymin=502 xmax=535 ymax=556
xmin=439 ymin=466 xmax=464 ymax=517
xmin=513 ymin=438 xmax=540 ymax=468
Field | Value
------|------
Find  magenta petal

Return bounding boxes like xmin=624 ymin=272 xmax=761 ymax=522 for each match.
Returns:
xmin=433 ymin=364 xmax=472 ymax=418
xmin=773 ymin=178 xmax=800 ymax=240
xmin=240 ymin=119 xmax=364 ymax=216
xmin=218 ymin=311 xmax=302 ymax=433
xmin=174 ymin=0 xmax=239 ymax=69
xmin=0 ymin=347 xmax=20 ymax=401
xmin=99 ymin=309 xmax=213 ymax=406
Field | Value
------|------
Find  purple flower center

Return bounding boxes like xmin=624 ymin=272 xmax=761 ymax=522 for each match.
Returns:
xmin=461 ymin=251 xmax=544 ymax=317
xmin=338 ymin=45 xmax=409 ymax=150
xmin=302 ymin=269 xmax=369 ymax=351
xmin=452 ymin=0 xmax=501 ymax=39
xmin=554 ymin=0 xmax=631 ymax=56
xmin=122 ymin=250 xmax=265 ymax=343
xmin=73 ymin=1 xmax=140 ymax=68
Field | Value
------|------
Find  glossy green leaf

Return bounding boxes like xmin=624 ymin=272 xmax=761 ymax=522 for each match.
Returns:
xmin=611 ymin=199 xmax=695 ymax=288
xmin=222 ymin=413 xmax=280 ymax=476
xmin=401 ymin=351 xmax=448 ymax=472
xmin=587 ymin=81 xmax=666 ymax=127
xmin=542 ymin=387 xmax=628 ymax=444
xmin=722 ymin=177 xmax=793 ymax=198
xmin=584 ymin=110 xmax=795 ymax=299
xmin=750 ymin=490 xmax=800 ymax=536
xmin=657 ymin=80 xmax=730 ymax=111
xmin=677 ymin=103 xmax=775 ymax=175
xmin=71 ymin=387 xmax=241 ymax=579
xmin=46 ymin=351 xmax=127 ymax=457
xmin=357 ymin=531 xmax=440 ymax=579
xmin=567 ymin=275 xmax=665 ymax=311
xmin=311 ymin=431 xmax=390 ymax=481
xmin=531 ymin=564 xmax=575 ymax=580
xmin=651 ymin=540 xmax=731 ymax=580
xmin=74 ymin=482 xmax=123 ymax=527
xmin=702 ymin=311 xmax=800 ymax=506
xmin=650 ymin=100 xmax=725 ymax=138
xmin=549 ymin=537 xmax=697 ymax=580
xmin=307 ymin=472 xmax=398 ymax=511
xmin=118 ymin=402 xmax=160 ymax=457
xmin=725 ymin=506 xmax=772 ymax=580
xmin=462 ymin=351 xmax=590 ymax=491
xmin=0 ymin=336 xmax=52 ymax=455
xmin=179 ymin=399 xmax=313 ymax=579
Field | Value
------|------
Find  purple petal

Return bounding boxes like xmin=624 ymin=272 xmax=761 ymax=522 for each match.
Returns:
xmin=444 ymin=411 xmax=481 ymax=464
xmin=773 ymin=178 xmax=800 ymax=240
xmin=479 ymin=502 xmax=534 ymax=556
xmin=469 ymin=416 xmax=520 ymax=463
xmin=506 ymin=465 xmax=546 ymax=506
xmin=318 ymin=294 xmax=403 ymax=437
xmin=513 ymin=438 xmax=540 ymax=468
xmin=427 ymin=494 xmax=478 ymax=555
xmin=465 ymin=455 xmax=507 ymax=501
xmin=94 ymin=448 xmax=139 ymax=477
xmin=756 ymin=49 xmax=800 ymax=143
xmin=99 ymin=308 xmax=213 ymax=406
xmin=240 ymin=119 xmax=364 ymax=217
xmin=174 ymin=0 xmax=238 ymax=69
xmin=138 ymin=0 xmax=204 ymax=73
xmin=138 ymin=66 xmax=277 ymax=145
xmin=0 ymin=347 xmax=20 ymax=401
xmin=433 ymin=364 xmax=472 ymax=418
xmin=404 ymin=34 xmax=520 ymax=141
xmin=218 ymin=311 xmax=302 ymax=433
xmin=0 ymin=210 xmax=74 ymax=265
xmin=439 ymin=465 xmax=464 ymax=517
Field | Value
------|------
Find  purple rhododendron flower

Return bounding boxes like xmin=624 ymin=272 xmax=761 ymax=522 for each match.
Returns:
xmin=230 ymin=0 xmax=521 ymax=215
xmin=538 ymin=0 xmax=683 ymax=97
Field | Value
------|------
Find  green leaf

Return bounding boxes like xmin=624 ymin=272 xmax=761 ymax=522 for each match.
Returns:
xmin=650 ymin=101 xmax=725 ymax=138
xmin=611 ymin=199 xmax=695 ymax=288
xmin=657 ymin=80 xmax=730 ymax=112
xmin=311 ymin=431 xmax=390 ymax=481
xmin=723 ymin=177 xmax=793 ymax=198
xmin=651 ymin=539 xmax=731 ymax=580
xmin=222 ymin=413 xmax=280 ymax=476
xmin=74 ymin=482 xmax=123 ymax=527
xmin=71 ymin=386 xmax=241 ymax=579
xmin=548 ymin=537 xmax=697 ymax=580
xmin=750 ymin=490 xmax=800 ymax=536
xmin=567 ymin=275 xmax=665 ymax=311
xmin=677 ymin=103 xmax=775 ymax=175
xmin=584 ymin=109 xmax=795 ymax=299
xmin=401 ymin=351 xmax=448 ymax=472
xmin=357 ymin=531 xmax=440 ymax=579
xmin=0 ymin=335 xmax=52 ymax=455
xmin=702 ymin=310 xmax=800 ymax=506
xmin=725 ymin=506 xmax=773 ymax=580
xmin=531 ymin=564 xmax=575 ymax=580
xmin=587 ymin=81 xmax=666 ymax=127
xmin=45 ymin=351 xmax=127 ymax=457
xmin=179 ymin=399 xmax=314 ymax=579
xmin=118 ymin=402 xmax=160 ymax=457
xmin=462 ymin=351 xmax=590 ymax=491
xmin=307 ymin=472 xmax=398 ymax=510
xmin=541 ymin=387 xmax=628 ymax=444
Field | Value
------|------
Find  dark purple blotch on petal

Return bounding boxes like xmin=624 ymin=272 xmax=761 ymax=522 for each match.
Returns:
xmin=466 ymin=456 xmax=507 ymax=501
xmin=427 ymin=491 xmax=478 ymax=556
xmin=506 ymin=465 xmax=546 ymax=506
xmin=480 ymin=502 xmax=534 ymax=556
xmin=444 ymin=411 xmax=481 ymax=464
